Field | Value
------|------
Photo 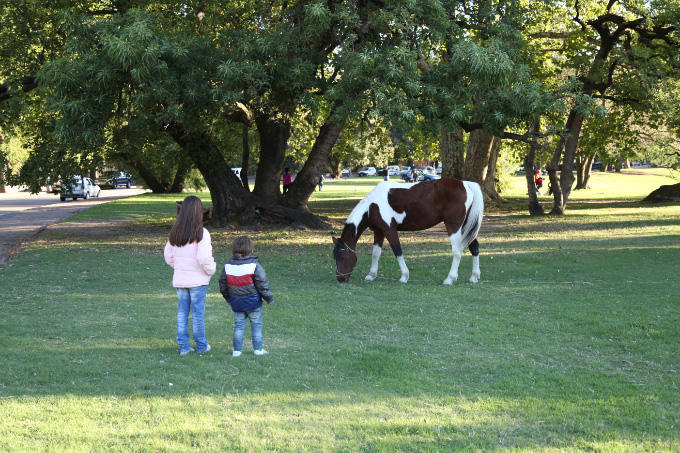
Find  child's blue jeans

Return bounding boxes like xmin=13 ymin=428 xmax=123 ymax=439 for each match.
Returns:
xmin=176 ymin=285 xmax=208 ymax=353
xmin=233 ymin=307 xmax=263 ymax=352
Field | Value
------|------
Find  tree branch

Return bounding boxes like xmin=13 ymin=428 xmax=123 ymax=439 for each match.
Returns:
xmin=573 ymin=0 xmax=587 ymax=31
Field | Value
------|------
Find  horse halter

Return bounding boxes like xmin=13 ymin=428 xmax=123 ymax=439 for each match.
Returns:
xmin=335 ymin=240 xmax=356 ymax=279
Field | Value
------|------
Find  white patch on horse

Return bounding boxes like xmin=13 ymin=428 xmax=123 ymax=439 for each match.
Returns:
xmin=346 ymin=182 xmax=412 ymax=234
xmin=470 ymin=255 xmax=480 ymax=283
xmin=366 ymin=244 xmax=382 ymax=281
xmin=462 ymin=181 xmax=475 ymax=213
xmin=397 ymin=255 xmax=409 ymax=283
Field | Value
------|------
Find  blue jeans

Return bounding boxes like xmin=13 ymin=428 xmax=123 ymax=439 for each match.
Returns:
xmin=233 ymin=307 xmax=263 ymax=351
xmin=176 ymin=286 xmax=208 ymax=353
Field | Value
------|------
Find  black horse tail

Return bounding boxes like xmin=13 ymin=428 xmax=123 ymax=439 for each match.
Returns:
xmin=461 ymin=181 xmax=484 ymax=248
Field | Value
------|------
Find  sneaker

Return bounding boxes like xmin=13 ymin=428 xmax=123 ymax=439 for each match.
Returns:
xmin=198 ymin=344 xmax=211 ymax=354
xmin=232 ymin=350 xmax=242 ymax=357
xmin=254 ymin=349 xmax=269 ymax=356
xmin=179 ymin=348 xmax=195 ymax=356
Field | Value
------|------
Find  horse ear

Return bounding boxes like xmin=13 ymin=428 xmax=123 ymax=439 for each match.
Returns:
xmin=332 ymin=236 xmax=339 ymax=245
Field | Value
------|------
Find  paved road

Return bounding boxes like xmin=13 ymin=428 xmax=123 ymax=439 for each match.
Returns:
xmin=0 ymin=187 xmax=147 ymax=264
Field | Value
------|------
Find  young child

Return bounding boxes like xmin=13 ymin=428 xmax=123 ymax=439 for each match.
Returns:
xmin=282 ymin=168 xmax=292 ymax=195
xmin=164 ymin=195 xmax=216 ymax=356
xmin=534 ymin=170 xmax=544 ymax=195
xmin=219 ymin=235 xmax=274 ymax=356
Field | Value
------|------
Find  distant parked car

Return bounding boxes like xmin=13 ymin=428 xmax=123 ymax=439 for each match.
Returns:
xmin=436 ymin=164 xmax=442 ymax=174
xmin=109 ymin=172 xmax=133 ymax=188
xmin=358 ymin=167 xmax=377 ymax=177
xmin=418 ymin=172 xmax=441 ymax=181
xmin=341 ymin=169 xmax=351 ymax=177
xmin=377 ymin=165 xmax=401 ymax=176
xmin=60 ymin=177 xmax=101 ymax=201
xmin=96 ymin=171 xmax=118 ymax=189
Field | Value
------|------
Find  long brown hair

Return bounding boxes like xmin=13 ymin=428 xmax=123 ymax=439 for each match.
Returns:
xmin=169 ymin=196 xmax=204 ymax=247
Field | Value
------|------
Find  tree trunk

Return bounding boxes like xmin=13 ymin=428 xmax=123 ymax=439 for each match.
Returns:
xmin=253 ymin=115 xmax=290 ymax=203
xmin=440 ymin=124 xmax=465 ymax=180
xmin=547 ymin=110 xmax=582 ymax=215
xmin=240 ymin=123 xmax=251 ymax=192
xmin=121 ymin=152 xmax=188 ymax=194
xmin=169 ymin=126 xmax=256 ymax=226
xmin=558 ymin=111 xmax=583 ymax=208
xmin=168 ymin=159 xmax=191 ymax=193
xmin=463 ymin=129 xmax=495 ymax=185
xmin=0 ymin=130 xmax=5 ymax=193
xmin=285 ymin=119 xmax=346 ymax=210
xmin=330 ymin=160 xmax=342 ymax=179
xmin=524 ymin=121 xmax=544 ymax=215
xmin=128 ymin=159 xmax=167 ymax=193
xmin=575 ymin=152 xmax=596 ymax=190
xmin=482 ymin=136 xmax=503 ymax=201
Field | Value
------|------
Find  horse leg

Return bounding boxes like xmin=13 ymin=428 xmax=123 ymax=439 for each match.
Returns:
xmin=444 ymin=230 xmax=463 ymax=286
xmin=384 ymin=231 xmax=409 ymax=283
xmin=365 ymin=231 xmax=385 ymax=282
xmin=468 ymin=238 xmax=481 ymax=283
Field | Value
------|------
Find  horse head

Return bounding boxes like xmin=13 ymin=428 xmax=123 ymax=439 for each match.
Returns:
xmin=332 ymin=236 xmax=357 ymax=282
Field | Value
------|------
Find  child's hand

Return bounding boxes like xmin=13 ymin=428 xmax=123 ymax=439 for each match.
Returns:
xmin=267 ymin=299 xmax=274 ymax=305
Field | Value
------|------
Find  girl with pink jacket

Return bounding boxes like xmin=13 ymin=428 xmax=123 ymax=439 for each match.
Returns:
xmin=164 ymin=196 xmax=216 ymax=355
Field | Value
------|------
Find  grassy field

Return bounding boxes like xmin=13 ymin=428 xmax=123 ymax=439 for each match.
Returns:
xmin=1 ymin=170 xmax=679 ymax=451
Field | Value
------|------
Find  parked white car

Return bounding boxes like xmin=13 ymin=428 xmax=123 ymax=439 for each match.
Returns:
xmin=388 ymin=165 xmax=402 ymax=176
xmin=436 ymin=164 xmax=442 ymax=174
xmin=358 ymin=167 xmax=377 ymax=177
xmin=60 ymin=177 xmax=101 ymax=201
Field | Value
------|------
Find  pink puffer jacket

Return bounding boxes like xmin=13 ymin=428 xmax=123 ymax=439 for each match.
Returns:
xmin=164 ymin=228 xmax=216 ymax=288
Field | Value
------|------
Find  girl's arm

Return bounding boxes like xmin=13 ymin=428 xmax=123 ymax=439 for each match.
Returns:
xmin=196 ymin=230 xmax=217 ymax=276
xmin=163 ymin=241 xmax=175 ymax=268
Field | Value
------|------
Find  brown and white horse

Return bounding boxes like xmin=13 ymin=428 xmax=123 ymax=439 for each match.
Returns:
xmin=332 ymin=178 xmax=484 ymax=285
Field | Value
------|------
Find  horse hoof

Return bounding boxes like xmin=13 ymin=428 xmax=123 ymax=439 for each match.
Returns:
xmin=399 ymin=277 xmax=408 ymax=283
xmin=443 ymin=280 xmax=452 ymax=286
xmin=365 ymin=274 xmax=375 ymax=282
xmin=469 ymin=276 xmax=479 ymax=284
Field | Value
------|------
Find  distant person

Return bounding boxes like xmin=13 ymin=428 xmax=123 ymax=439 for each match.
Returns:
xmin=534 ymin=170 xmax=544 ymax=195
xmin=318 ymin=174 xmax=325 ymax=191
xmin=410 ymin=168 xmax=418 ymax=183
xmin=282 ymin=168 xmax=292 ymax=195
xmin=164 ymin=195 xmax=216 ymax=356
xmin=219 ymin=235 xmax=274 ymax=357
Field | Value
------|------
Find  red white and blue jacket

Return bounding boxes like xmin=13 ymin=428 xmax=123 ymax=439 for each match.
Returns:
xmin=219 ymin=254 xmax=273 ymax=313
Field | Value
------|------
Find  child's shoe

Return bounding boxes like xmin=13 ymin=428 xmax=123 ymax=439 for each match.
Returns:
xmin=232 ymin=350 xmax=242 ymax=357
xmin=254 ymin=349 xmax=269 ymax=356
xmin=198 ymin=344 xmax=211 ymax=354
xmin=179 ymin=348 xmax=195 ymax=356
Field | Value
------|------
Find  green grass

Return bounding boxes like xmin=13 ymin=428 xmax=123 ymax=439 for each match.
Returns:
xmin=1 ymin=171 xmax=679 ymax=451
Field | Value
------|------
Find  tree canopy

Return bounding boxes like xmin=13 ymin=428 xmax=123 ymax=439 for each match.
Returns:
xmin=2 ymin=0 xmax=680 ymax=218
